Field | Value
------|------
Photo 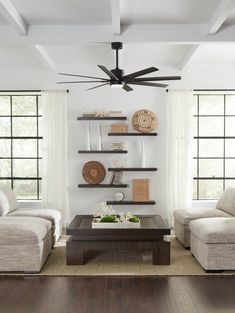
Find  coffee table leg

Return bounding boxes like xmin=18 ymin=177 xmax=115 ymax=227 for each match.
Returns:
xmin=66 ymin=241 xmax=84 ymax=265
xmin=153 ymin=241 xmax=170 ymax=265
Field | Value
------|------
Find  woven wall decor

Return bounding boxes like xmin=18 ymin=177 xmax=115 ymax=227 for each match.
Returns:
xmin=132 ymin=109 xmax=157 ymax=133
xmin=82 ymin=161 xmax=106 ymax=184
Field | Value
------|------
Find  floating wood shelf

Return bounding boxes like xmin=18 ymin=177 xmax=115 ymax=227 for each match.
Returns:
xmin=78 ymin=184 xmax=128 ymax=188
xmin=77 ymin=117 xmax=127 ymax=120
xmin=108 ymin=132 xmax=157 ymax=136
xmin=108 ymin=167 xmax=157 ymax=172
xmin=78 ymin=150 xmax=128 ymax=154
xmin=106 ymin=200 xmax=156 ymax=205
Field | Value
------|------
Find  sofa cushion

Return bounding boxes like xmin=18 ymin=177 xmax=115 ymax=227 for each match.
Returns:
xmin=0 ymin=217 xmax=51 ymax=245
xmin=0 ymin=186 xmax=17 ymax=216
xmin=173 ymin=208 xmax=231 ymax=226
xmin=190 ymin=217 xmax=235 ymax=244
xmin=8 ymin=208 xmax=61 ymax=225
xmin=216 ymin=188 xmax=235 ymax=216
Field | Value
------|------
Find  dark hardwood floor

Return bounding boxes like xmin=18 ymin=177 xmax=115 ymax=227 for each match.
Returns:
xmin=0 ymin=276 xmax=235 ymax=313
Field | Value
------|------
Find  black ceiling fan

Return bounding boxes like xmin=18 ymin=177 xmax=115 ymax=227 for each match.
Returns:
xmin=57 ymin=42 xmax=181 ymax=92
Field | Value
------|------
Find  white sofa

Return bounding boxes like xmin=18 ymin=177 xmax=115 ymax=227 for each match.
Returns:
xmin=173 ymin=188 xmax=235 ymax=248
xmin=0 ymin=186 xmax=62 ymax=272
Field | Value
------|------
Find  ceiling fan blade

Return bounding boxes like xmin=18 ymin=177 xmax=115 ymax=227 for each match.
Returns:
xmin=97 ymin=65 xmax=118 ymax=80
xmin=123 ymin=67 xmax=158 ymax=80
xmin=86 ymin=82 xmax=110 ymax=91
xmin=57 ymin=80 xmax=110 ymax=84
xmin=131 ymin=76 xmax=181 ymax=82
xmin=128 ymin=82 xmax=168 ymax=88
xmin=58 ymin=72 xmax=109 ymax=81
xmin=122 ymin=84 xmax=133 ymax=92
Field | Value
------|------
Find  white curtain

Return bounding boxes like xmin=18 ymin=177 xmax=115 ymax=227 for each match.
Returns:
xmin=166 ymin=90 xmax=194 ymax=226
xmin=41 ymin=90 xmax=70 ymax=224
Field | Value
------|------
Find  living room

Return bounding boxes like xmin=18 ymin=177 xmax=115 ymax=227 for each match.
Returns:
xmin=1 ymin=0 xmax=235 ymax=312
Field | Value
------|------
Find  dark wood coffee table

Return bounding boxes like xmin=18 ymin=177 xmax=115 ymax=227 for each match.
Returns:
xmin=66 ymin=215 xmax=170 ymax=265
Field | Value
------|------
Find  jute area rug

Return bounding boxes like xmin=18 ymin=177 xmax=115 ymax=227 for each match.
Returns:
xmin=12 ymin=236 xmax=235 ymax=276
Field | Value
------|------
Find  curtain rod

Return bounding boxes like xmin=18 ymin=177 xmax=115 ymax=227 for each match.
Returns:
xmin=0 ymin=90 xmax=69 ymax=93
xmin=166 ymin=89 xmax=235 ymax=92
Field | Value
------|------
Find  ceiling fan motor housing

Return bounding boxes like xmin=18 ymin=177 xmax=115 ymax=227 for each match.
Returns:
xmin=111 ymin=42 xmax=123 ymax=50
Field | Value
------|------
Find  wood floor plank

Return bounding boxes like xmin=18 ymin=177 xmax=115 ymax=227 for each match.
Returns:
xmin=0 ymin=276 xmax=235 ymax=313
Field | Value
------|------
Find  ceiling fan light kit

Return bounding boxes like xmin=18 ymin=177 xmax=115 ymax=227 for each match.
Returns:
xmin=57 ymin=42 xmax=181 ymax=91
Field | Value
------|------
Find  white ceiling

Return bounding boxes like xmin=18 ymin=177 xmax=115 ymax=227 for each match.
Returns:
xmin=120 ymin=0 xmax=222 ymax=24
xmin=0 ymin=0 xmax=235 ymax=87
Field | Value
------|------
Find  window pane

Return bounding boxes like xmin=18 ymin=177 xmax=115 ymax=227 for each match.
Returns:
xmin=225 ymin=117 xmax=235 ymax=136
xmin=38 ymin=139 xmax=42 ymax=157
xmin=225 ymin=159 xmax=235 ymax=177
xmin=193 ymin=159 xmax=197 ymax=177
xmin=0 ymin=117 xmax=10 ymax=136
xmin=38 ymin=96 xmax=42 ymax=115
xmin=13 ymin=159 xmax=37 ymax=177
xmin=225 ymin=179 xmax=235 ymax=189
xmin=199 ymin=179 xmax=223 ymax=199
xmin=12 ymin=117 xmax=37 ymax=137
xmin=0 ymin=139 xmax=11 ymax=157
xmin=199 ymin=117 xmax=224 ymax=136
xmin=226 ymin=95 xmax=235 ymax=115
xmin=193 ymin=180 xmax=197 ymax=199
xmin=0 ymin=180 xmax=11 ymax=188
xmin=225 ymin=139 xmax=235 ymax=157
xmin=193 ymin=117 xmax=197 ymax=137
xmin=193 ymin=95 xmax=198 ymax=115
xmin=199 ymin=95 xmax=224 ymax=115
xmin=12 ymin=96 xmax=36 ymax=115
xmin=39 ymin=180 xmax=41 ymax=199
xmin=39 ymin=159 xmax=42 ymax=177
xmin=13 ymin=180 xmax=37 ymax=199
xmin=199 ymin=159 xmax=223 ymax=177
xmin=13 ymin=139 xmax=37 ymax=157
xmin=0 ymin=159 xmax=11 ymax=177
xmin=199 ymin=139 xmax=223 ymax=157
xmin=0 ymin=96 xmax=10 ymax=115
xmin=38 ymin=117 xmax=42 ymax=136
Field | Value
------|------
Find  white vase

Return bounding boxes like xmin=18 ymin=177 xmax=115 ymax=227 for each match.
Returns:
xmin=97 ymin=124 xmax=102 ymax=150
xmin=141 ymin=139 xmax=146 ymax=167
xmin=86 ymin=124 xmax=91 ymax=150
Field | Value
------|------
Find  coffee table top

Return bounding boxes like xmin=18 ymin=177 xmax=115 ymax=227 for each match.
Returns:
xmin=66 ymin=215 xmax=170 ymax=236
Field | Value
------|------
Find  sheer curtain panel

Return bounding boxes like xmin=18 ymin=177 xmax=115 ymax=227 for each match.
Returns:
xmin=166 ymin=90 xmax=194 ymax=226
xmin=41 ymin=90 xmax=70 ymax=224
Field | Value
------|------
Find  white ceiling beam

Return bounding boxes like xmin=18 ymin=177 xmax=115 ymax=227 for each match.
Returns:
xmin=110 ymin=0 xmax=120 ymax=35
xmin=2 ymin=24 xmax=235 ymax=44
xmin=0 ymin=0 xmax=28 ymax=35
xmin=31 ymin=45 xmax=55 ymax=71
xmin=207 ymin=0 xmax=235 ymax=35
xmin=180 ymin=45 xmax=199 ymax=70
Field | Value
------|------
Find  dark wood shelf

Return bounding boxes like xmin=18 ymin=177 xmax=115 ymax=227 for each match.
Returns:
xmin=108 ymin=132 xmax=157 ymax=136
xmin=78 ymin=150 xmax=128 ymax=154
xmin=106 ymin=200 xmax=156 ymax=205
xmin=78 ymin=184 xmax=128 ymax=188
xmin=77 ymin=117 xmax=127 ymax=120
xmin=108 ymin=167 xmax=157 ymax=172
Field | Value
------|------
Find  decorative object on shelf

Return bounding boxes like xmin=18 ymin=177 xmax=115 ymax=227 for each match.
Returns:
xmin=86 ymin=124 xmax=91 ymax=150
xmin=82 ymin=161 xmax=106 ymax=184
xmin=108 ymin=111 xmax=123 ymax=117
xmin=132 ymin=179 xmax=150 ymax=201
xmin=95 ymin=111 xmax=109 ymax=117
xmin=82 ymin=110 xmax=97 ymax=117
xmin=97 ymin=124 xmax=102 ymax=150
xmin=112 ymin=157 xmax=128 ymax=168
xmin=92 ymin=207 xmax=140 ymax=228
xmin=111 ymin=124 xmax=128 ymax=133
xmin=111 ymin=141 xmax=126 ymax=151
xmin=112 ymin=191 xmax=125 ymax=201
xmin=93 ymin=202 xmax=114 ymax=217
xmin=110 ymin=171 xmax=123 ymax=185
xmin=132 ymin=109 xmax=157 ymax=133
xmin=141 ymin=139 xmax=146 ymax=167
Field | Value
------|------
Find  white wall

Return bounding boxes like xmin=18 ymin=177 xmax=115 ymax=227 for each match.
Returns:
xmin=68 ymin=86 xmax=168 ymax=220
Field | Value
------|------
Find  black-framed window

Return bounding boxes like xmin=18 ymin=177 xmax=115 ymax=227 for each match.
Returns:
xmin=0 ymin=93 xmax=42 ymax=200
xmin=193 ymin=94 xmax=235 ymax=200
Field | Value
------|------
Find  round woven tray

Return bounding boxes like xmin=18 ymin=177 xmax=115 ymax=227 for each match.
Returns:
xmin=132 ymin=109 xmax=157 ymax=133
xmin=82 ymin=161 xmax=106 ymax=184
